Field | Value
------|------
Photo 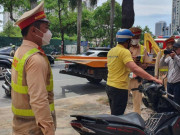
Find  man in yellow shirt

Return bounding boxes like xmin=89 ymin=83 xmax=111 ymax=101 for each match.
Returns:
xmin=106 ymin=29 xmax=162 ymax=115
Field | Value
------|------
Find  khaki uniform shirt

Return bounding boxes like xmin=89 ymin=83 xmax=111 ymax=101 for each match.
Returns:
xmin=154 ymin=51 xmax=168 ymax=78
xmin=12 ymin=40 xmax=56 ymax=135
xmin=129 ymin=44 xmax=150 ymax=69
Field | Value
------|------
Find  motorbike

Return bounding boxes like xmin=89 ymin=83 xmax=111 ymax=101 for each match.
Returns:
xmin=2 ymin=69 xmax=11 ymax=97
xmin=70 ymin=80 xmax=180 ymax=135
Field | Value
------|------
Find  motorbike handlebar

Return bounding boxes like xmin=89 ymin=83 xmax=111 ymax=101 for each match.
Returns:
xmin=131 ymin=88 xmax=139 ymax=91
xmin=142 ymin=80 xmax=154 ymax=84
xmin=159 ymin=89 xmax=166 ymax=95
xmin=132 ymin=80 xmax=165 ymax=94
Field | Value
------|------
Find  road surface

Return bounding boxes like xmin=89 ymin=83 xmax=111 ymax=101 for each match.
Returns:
xmin=0 ymin=61 xmax=106 ymax=107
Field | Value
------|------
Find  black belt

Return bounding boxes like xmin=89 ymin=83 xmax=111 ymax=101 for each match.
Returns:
xmin=168 ymin=82 xmax=180 ymax=85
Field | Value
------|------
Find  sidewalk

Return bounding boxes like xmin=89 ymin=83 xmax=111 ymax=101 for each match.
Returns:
xmin=0 ymin=92 xmax=110 ymax=135
xmin=0 ymin=92 xmax=151 ymax=135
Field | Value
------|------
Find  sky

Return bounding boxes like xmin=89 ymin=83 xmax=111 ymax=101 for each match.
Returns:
xmin=97 ymin=0 xmax=172 ymax=35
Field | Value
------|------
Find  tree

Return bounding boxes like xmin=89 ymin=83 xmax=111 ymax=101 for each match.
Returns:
xmin=122 ymin=0 xmax=134 ymax=29
xmin=69 ymin=0 xmax=97 ymax=54
xmin=110 ymin=0 xmax=115 ymax=48
xmin=0 ymin=0 xmax=25 ymax=22
xmin=81 ymin=8 xmax=94 ymax=41
xmin=45 ymin=0 xmax=77 ymax=54
xmin=93 ymin=1 xmax=122 ymax=46
xmin=0 ymin=21 xmax=21 ymax=37
xmin=77 ymin=0 xmax=82 ymax=54
xmin=30 ymin=0 xmax=37 ymax=9
xmin=141 ymin=26 xmax=154 ymax=44
xmin=0 ymin=0 xmax=38 ymax=23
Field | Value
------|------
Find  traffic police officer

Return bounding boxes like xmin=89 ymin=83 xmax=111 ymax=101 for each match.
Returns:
xmin=11 ymin=1 xmax=56 ymax=135
xmin=128 ymin=27 xmax=151 ymax=115
xmin=155 ymin=36 xmax=175 ymax=89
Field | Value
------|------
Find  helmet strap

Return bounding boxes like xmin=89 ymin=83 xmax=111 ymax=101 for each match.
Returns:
xmin=127 ymin=39 xmax=131 ymax=49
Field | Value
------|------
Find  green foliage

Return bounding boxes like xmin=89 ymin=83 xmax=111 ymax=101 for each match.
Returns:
xmin=0 ymin=0 xmax=26 ymax=11
xmin=52 ymin=34 xmax=77 ymax=41
xmin=92 ymin=0 xmax=122 ymax=46
xmin=69 ymin=0 xmax=77 ymax=11
xmin=81 ymin=8 xmax=94 ymax=41
xmin=64 ymin=34 xmax=77 ymax=41
xmin=0 ymin=21 xmax=21 ymax=37
xmin=0 ymin=0 xmax=153 ymax=49
xmin=45 ymin=0 xmax=77 ymax=39
xmin=0 ymin=0 xmax=31 ymax=22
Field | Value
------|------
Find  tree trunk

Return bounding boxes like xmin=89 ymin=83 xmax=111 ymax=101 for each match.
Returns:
xmin=58 ymin=0 xmax=64 ymax=55
xmin=30 ymin=0 xmax=37 ymax=9
xmin=9 ymin=0 xmax=16 ymax=22
xmin=77 ymin=0 xmax=82 ymax=54
xmin=61 ymin=31 xmax=65 ymax=54
xmin=122 ymin=0 xmax=134 ymax=29
xmin=110 ymin=0 xmax=115 ymax=48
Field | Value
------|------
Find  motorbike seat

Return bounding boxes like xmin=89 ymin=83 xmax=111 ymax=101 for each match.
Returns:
xmin=95 ymin=112 xmax=145 ymax=129
xmin=71 ymin=112 xmax=145 ymax=129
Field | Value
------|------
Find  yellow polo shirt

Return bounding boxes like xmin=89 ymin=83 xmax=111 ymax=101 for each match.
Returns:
xmin=107 ymin=44 xmax=133 ymax=89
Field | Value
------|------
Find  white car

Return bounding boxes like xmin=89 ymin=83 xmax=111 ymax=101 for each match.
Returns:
xmin=79 ymin=47 xmax=110 ymax=57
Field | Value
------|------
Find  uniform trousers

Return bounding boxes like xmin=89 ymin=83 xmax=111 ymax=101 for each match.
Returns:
xmin=106 ymin=85 xmax=128 ymax=115
xmin=167 ymin=82 xmax=180 ymax=105
xmin=158 ymin=71 xmax=168 ymax=90
xmin=128 ymin=79 xmax=142 ymax=115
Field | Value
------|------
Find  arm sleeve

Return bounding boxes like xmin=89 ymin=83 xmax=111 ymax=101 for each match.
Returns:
xmin=25 ymin=54 xmax=55 ymax=135
xmin=121 ymin=49 xmax=133 ymax=64
xmin=174 ymin=55 xmax=180 ymax=67
xmin=159 ymin=55 xmax=170 ymax=67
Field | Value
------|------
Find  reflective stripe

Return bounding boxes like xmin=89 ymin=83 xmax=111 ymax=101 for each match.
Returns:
xmin=12 ymin=103 xmax=55 ymax=117
xmin=140 ymin=45 xmax=144 ymax=63
xmin=11 ymin=80 xmax=28 ymax=94
xmin=11 ymin=48 xmax=40 ymax=94
xmin=17 ymin=48 xmax=40 ymax=86
xmin=116 ymin=35 xmax=133 ymax=38
xmin=159 ymin=69 xmax=168 ymax=72
xmin=12 ymin=80 xmax=53 ymax=93
xmin=11 ymin=48 xmax=54 ymax=117
xmin=47 ymin=79 xmax=53 ymax=91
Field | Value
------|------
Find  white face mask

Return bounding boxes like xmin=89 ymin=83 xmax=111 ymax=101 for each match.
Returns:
xmin=35 ymin=28 xmax=52 ymax=46
xmin=131 ymin=39 xmax=140 ymax=46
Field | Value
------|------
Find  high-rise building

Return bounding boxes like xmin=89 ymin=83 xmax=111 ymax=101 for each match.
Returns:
xmin=155 ymin=21 xmax=167 ymax=36
xmin=171 ymin=0 xmax=180 ymax=35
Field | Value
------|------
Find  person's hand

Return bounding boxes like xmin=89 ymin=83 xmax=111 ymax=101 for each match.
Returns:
xmin=154 ymin=78 xmax=162 ymax=84
xmin=169 ymin=51 xmax=176 ymax=59
xmin=132 ymin=56 xmax=136 ymax=62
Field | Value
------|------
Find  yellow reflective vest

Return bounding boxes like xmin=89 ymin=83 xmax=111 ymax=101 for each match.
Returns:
xmin=11 ymin=48 xmax=54 ymax=117
xmin=140 ymin=45 xmax=144 ymax=63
